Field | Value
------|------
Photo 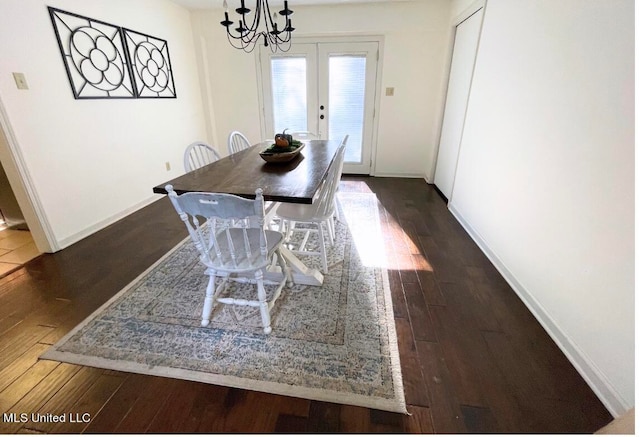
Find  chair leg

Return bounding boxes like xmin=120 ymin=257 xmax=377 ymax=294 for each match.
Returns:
xmin=255 ymin=270 xmax=272 ymax=334
xmin=201 ymin=272 xmax=217 ymax=327
xmin=326 ymin=218 xmax=335 ymax=245
xmin=285 ymin=220 xmax=296 ymax=241
xmin=317 ymin=221 xmax=328 ymax=274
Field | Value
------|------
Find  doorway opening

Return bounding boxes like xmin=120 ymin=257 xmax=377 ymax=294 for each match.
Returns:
xmin=0 ymin=160 xmax=40 ymax=277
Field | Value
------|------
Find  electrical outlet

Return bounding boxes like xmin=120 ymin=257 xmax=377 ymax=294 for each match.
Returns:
xmin=385 ymin=87 xmax=395 ymax=96
xmin=165 ymin=162 xmax=171 ymax=171
xmin=12 ymin=73 xmax=28 ymax=90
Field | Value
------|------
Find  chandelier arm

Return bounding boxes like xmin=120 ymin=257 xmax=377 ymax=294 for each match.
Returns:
xmin=226 ymin=30 xmax=260 ymax=52
xmin=246 ymin=0 xmax=261 ymax=33
xmin=267 ymin=29 xmax=292 ymax=45
xmin=263 ymin=0 xmax=278 ymax=34
xmin=221 ymin=0 xmax=294 ymax=53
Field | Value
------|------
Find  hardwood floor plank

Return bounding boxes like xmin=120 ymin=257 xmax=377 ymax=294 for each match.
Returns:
xmin=24 ymin=366 xmax=103 ymax=433
xmin=146 ymin=380 xmax=209 ymax=433
xmin=202 ymin=389 xmax=280 ymax=433
xmin=48 ymin=373 xmax=125 ymax=434
xmin=0 ymin=343 xmax=51 ymax=393
xmin=415 ymin=340 xmax=467 ymax=433
xmin=403 ymin=405 xmax=435 ymax=433
xmin=112 ymin=376 xmax=179 ymax=433
xmin=387 ymin=269 xmax=409 ymax=319
xmin=394 ymin=318 xmax=430 ymax=407
xmin=416 ymin=270 xmax=446 ymax=306
xmin=440 ymin=280 xmax=502 ymax=335
xmin=460 ymin=404 xmax=499 ymax=433
xmin=0 ymin=364 xmax=81 ymax=434
xmin=306 ymin=401 xmax=341 ymax=433
xmin=0 ymin=325 xmax=54 ymax=369
xmin=369 ymin=409 xmax=405 ymax=433
xmin=427 ymin=304 xmax=487 ymax=407
xmin=418 ymin=236 xmax=468 ymax=285
xmin=338 ymin=405 xmax=370 ymax=433
xmin=271 ymin=395 xmax=311 ymax=418
xmin=0 ymin=353 xmax=59 ymax=413
xmin=274 ymin=414 xmax=309 ymax=433
xmin=193 ymin=385 xmax=231 ymax=432
xmin=403 ymin=281 xmax=438 ymax=343
xmin=226 ymin=390 xmax=280 ymax=432
xmin=82 ymin=373 xmax=157 ymax=433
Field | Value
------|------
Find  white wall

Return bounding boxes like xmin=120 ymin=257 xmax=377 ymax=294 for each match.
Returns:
xmin=0 ymin=0 xmax=208 ymax=249
xmin=451 ymin=0 xmax=480 ymax=18
xmin=449 ymin=0 xmax=634 ymax=415
xmin=190 ymin=1 xmax=452 ymax=178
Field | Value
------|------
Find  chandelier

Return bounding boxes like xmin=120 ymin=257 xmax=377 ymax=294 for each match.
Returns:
xmin=220 ymin=0 xmax=295 ymax=53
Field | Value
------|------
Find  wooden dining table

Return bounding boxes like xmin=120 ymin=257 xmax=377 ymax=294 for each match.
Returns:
xmin=153 ymin=139 xmax=342 ymax=286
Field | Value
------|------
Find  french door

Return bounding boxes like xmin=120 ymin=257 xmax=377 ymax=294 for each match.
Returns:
xmin=258 ymin=40 xmax=379 ymax=174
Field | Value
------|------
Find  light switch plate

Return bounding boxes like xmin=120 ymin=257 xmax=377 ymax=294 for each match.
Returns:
xmin=12 ymin=73 xmax=28 ymax=90
xmin=385 ymin=87 xmax=394 ymax=96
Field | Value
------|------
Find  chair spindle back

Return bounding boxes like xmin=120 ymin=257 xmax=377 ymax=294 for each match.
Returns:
xmin=166 ymin=185 xmax=268 ymax=268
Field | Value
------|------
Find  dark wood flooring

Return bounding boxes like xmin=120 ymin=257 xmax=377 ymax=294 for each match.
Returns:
xmin=0 ymin=177 xmax=612 ymax=433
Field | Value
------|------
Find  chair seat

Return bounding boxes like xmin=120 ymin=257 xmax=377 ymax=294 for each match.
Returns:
xmin=205 ymin=228 xmax=284 ymax=272
xmin=275 ymin=201 xmax=333 ymax=222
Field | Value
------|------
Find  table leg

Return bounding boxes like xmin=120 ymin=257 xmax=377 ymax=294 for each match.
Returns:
xmin=264 ymin=246 xmax=324 ymax=286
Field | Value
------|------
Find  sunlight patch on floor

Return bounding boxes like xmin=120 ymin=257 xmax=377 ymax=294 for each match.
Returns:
xmin=340 ymin=193 xmax=432 ymax=272
xmin=383 ymin=211 xmax=433 ymax=272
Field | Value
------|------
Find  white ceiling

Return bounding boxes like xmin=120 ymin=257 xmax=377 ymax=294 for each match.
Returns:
xmin=171 ymin=0 xmax=413 ymax=10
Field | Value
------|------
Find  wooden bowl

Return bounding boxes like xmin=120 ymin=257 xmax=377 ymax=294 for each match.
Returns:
xmin=259 ymin=143 xmax=305 ymax=163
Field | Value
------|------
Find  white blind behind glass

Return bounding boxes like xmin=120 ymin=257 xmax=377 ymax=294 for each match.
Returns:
xmin=271 ymin=57 xmax=308 ymax=134
xmin=329 ymin=55 xmax=366 ymax=163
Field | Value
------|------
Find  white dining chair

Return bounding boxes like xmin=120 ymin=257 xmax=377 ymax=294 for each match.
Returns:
xmin=227 ymin=131 xmax=252 ymax=155
xmin=274 ymin=135 xmax=348 ymax=274
xmin=290 ymin=131 xmax=318 ymax=141
xmin=167 ymin=185 xmax=291 ymax=334
xmin=184 ymin=142 xmax=221 ymax=172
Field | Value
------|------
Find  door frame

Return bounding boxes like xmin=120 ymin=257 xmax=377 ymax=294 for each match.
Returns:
xmin=0 ymin=94 xmax=56 ymax=252
xmin=255 ymin=34 xmax=384 ymax=175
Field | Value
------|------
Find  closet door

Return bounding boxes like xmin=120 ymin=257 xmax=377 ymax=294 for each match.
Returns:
xmin=434 ymin=8 xmax=483 ymax=201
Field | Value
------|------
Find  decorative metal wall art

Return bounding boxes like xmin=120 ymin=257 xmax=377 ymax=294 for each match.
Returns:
xmin=47 ymin=7 xmax=176 ymax=100
xmin=123 ymin=29 xmax=176 ymax=98
xmin=48 ymin=7 xmax=135 ymax=99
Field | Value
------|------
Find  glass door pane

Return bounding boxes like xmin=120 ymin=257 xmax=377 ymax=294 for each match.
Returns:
xmin=271 ymin=57 xmax=308 ymax=133
xmin=259 ymin=44 xmax=317 ymax=138
xmin=328 ymin=55 xmax=366 ymax=163
xmin=319 ymin=42 xmax=378 ymax=174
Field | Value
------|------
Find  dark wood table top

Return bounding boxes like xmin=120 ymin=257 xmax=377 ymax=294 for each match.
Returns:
xmin=153 ymin=139 xmax=341 ymax=204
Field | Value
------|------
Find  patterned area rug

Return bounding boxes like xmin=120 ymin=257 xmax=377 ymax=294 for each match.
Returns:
xmin=41 ymin=192 xmax=407 ymax=414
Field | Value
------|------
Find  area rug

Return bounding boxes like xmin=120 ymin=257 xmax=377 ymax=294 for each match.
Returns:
xmin=41 ymin=192 xmax=407 ymax=414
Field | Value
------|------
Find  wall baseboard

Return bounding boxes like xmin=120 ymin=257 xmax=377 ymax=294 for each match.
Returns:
xmin=56 ymin=195 xmax=160 ymax=251
xmin=448 ymin=204 xmax=630 ymax=418
xmin=372 ymin=172 xmax=425 ymax=179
